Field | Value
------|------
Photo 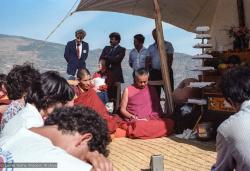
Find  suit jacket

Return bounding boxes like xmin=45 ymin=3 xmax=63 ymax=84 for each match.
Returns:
xmin=64 ymin=40 xmax=89 ymax=76
xmin=99 ymin=45 xmax=126 ymax=83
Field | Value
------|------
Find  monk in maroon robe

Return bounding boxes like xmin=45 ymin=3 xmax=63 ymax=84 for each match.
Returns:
xmin=120 ymin=68 xmax=174 ymax=139
xmin=73 ymin=68 xmax=121 ymax=134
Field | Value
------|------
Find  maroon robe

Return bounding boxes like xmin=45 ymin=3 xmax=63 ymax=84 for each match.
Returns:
xmin=74 ymin=86 xmax=121 ymax=134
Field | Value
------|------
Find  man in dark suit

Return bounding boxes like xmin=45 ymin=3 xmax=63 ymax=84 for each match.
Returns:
xmin=99 ymin=32 xmax=126 ymax=108
xmin=64 ymin=29 xmax=89 ymax=80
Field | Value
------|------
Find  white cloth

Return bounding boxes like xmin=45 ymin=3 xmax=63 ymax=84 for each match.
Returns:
xmin=174 ymin=129 xmax=196 ymax=140
xmin=129 ymin=47 xmax=148 ymax=70
xmin=0 ymin=128 xmax=92 ymax=171
xmin=187 ymin=99 xmax=207 ymax=105
xmin=92 ymin=77 xmax=106 ymax=87
xmin=76 ymin=41 xmax=82 ymax=58
xmin=188 ymin=82 xmax=215 ymax=88
xmin=1 ymin=100 xmax=24 ymax=130
xmin=0 ymin=103 xmax=43 ymax=144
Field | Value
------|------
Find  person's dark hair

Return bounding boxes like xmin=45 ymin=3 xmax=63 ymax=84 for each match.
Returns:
xmin=134 ymin=34 xmax=145 ymax=44
xmin=109 ymin=32 xmax=121 ymax=43
xmin=99 ymin=59 xmax=108 ymax=68
xmin=6 ymin=64 xmax=40 ymax=100
xmin=227 ymin=55 xmax=241 ymax=65
xmin=0 ymin=74 xmax=7 ymax=91
xmin=219 ymin=66 xmax=250 ymax=104
xmin=152 ymin=28 xmax=156 ymax=35
xmin=44 ymin=106 xmax=110 ymax=156
xmin=134 ymin=67 xmax=149 ymax=79
xmin=77 ymin=68 xmax=90 ymax=80
xmin=26 ymin=71 xmax=75 ymax=111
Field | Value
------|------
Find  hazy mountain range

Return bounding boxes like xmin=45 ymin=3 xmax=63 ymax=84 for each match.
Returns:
xmin=0 ymin=34 xmax=200 ymax=87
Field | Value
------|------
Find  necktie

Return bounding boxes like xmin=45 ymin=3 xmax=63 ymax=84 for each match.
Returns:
xmin=76 ymin=43 xmax=81 ymax=59
xmin=109 ymin=47 xmax=114 ymax=55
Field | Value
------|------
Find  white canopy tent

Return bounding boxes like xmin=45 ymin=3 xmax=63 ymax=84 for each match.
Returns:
xmin=74 ymin=0 xmax=250 ymax=113
xmin=76 ymin=0 xmax=250 ymax=50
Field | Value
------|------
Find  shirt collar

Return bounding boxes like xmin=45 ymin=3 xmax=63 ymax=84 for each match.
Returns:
xmin=152 ymin=41 xmax=167 ymax=48
xmin=240 ymin=100 xmax=250 ymax=110
xmin=75 ymin=40 xmax=82 ymax=45
xmin=25 ymin=103 xmax=40 ymax=115
xmin=134 ymin=46 xmax=146 ymax=53
xmin=113 ymin=45 xmax=119 ymax=49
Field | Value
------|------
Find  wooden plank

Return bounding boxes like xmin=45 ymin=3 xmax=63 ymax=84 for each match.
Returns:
xmin=114 ymin=82 xmax=121 ymax=111
xmin=152 ymin=0 xmax=174 ymax=114
xmin=148 ymin=80 xmax=163 ymax=86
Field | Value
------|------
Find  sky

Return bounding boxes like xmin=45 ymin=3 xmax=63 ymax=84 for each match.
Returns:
xmin=0 ymin=0 xmax=200 ymax=55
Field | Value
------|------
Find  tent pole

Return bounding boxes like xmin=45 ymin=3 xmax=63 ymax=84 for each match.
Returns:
xmin=152 ymin=0 xmax=174 ymax=114
xmin=237 ymin=0 xmax=245 ymax=27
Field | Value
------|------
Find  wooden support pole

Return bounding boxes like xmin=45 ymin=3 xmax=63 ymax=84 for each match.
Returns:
xmin=237 ymin=0 xmax=245 ymax=27
xmin=153 ymin=0 xmax=174 ymax=114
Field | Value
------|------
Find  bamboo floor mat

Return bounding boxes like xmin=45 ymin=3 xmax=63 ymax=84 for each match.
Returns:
xmin=108 ymin=136 xmax=216 ymax=171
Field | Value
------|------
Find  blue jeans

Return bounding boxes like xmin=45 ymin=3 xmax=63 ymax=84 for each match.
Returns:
xmin=97 ymin=92 xmax=109 ymax=104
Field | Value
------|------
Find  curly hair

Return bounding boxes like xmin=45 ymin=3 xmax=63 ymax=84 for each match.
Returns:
xmin=44 ymin=106 xmax=110 ymax=156
xmin=26 ymin=71 xmax=75 ymax=111
xmin=6 ymin=64 xmax=40 ymax=100
xmin=219 ymin=66 xmax=250 ymax=104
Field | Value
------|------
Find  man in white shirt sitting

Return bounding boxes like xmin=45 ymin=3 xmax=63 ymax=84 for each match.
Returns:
xmin=0 ymin=106 xmax=112 ymax=171
xmin=129 ymin=34 xmax=148 ymax=72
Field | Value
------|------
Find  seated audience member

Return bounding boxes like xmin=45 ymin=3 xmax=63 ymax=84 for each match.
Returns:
xmin=211 ymin=66 xmax=250 ymax=171
xmin=0 ymin=106 xmax=112 ymax=171
xmin=1 ymin=64 xmax=40 ymax=130
xmin=0 ymin=71 xmax=74 ymax=140
xmin=0 ymin=74 xmax=9 ymax=119
xmin=74 ymin=68 xmax=120 ymax=134
xmin=1 ymin=72 xmax=112 ymax=170
xmin=120 ymin=68 xmax=174 ymax=139
xmin=92 ymin=59 xmax=112 ymax=104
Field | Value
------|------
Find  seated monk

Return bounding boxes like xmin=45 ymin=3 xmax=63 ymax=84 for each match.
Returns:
xmin=73 ymin=68 xmax=121 ymax=134
xmin=120 ymin=68 xmax=174 ymax=139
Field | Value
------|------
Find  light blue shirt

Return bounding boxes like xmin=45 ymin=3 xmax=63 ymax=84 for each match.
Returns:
xmin=147 ymin=41 xmax=174 ymax=70
xmin=212 ymin=100 xmax=250 ymax=171
xmin=129 ymin=47 xmax=148 ymax=70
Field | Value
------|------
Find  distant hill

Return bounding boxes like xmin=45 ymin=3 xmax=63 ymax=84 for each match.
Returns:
xmin=0 ymin=34 xmax=200 ymax=87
